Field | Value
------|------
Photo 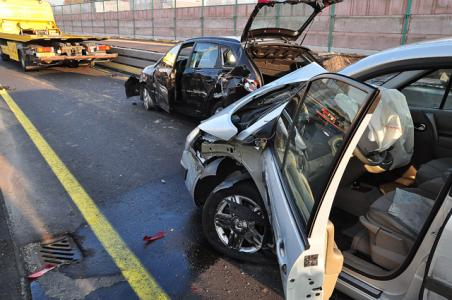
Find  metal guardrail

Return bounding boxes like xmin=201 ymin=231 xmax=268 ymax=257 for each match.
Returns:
xmin=95 ymin=46 xmax=164 ymax=75
xmin=96 ymin=45 xmax=364 ymax=75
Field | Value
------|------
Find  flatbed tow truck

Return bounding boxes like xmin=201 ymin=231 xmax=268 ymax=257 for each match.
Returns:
xmin=0 ymin=0 xmax=118 ymax=71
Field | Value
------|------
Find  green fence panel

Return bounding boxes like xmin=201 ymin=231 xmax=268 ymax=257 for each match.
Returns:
xmin=401 ymin=0 xmax=412 ymax=45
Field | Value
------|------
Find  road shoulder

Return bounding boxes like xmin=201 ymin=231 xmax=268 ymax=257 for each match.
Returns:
xmin=0 ymin=189 xmax=28 ymax=300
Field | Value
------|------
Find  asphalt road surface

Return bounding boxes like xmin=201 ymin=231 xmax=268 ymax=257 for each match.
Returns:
xmin=0 ymin=60 xmax=285 ymax=300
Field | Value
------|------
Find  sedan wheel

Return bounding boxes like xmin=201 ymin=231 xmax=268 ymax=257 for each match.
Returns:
xmin=215 ymin=195 xmax=265 ymax=253
xmin=142 ymin=87 xmax=155 ymax=111
xmin=202 ymin=182 xmax=272 ymax=263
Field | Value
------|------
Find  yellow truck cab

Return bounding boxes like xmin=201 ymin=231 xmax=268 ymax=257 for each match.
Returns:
xmin=0 ymin=0 xmax=117 ymax=71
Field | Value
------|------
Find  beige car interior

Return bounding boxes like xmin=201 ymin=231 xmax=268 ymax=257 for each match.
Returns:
xmin=246 ymin=44 xmax=312 ymax=83
xmin=323 ymin=221 xmax=344 ymax=300
xmin=330 ymin=88 xmax=451 ymax=276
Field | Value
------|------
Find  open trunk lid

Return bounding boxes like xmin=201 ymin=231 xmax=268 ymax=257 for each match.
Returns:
xmin=241 ymin=0 xmax=342 ymax=43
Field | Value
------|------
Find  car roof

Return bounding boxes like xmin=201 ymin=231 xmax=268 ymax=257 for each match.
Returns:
xmin=340 ymin=38 xmax=452 ymax=80
xmin=184 ymin=36 xmax=241 ymax=47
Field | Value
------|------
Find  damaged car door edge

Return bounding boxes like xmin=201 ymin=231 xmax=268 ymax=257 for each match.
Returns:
xmin=264 ymin=74 xmax=381 ymax=298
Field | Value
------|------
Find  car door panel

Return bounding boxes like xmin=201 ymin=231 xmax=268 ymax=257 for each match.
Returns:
xmin=263 ymin=150 xmax=307 ymax=294
xmin=264 ymin=74 xmax=380 ymax=299
xmin=410 ymin=109 xmax=437 ymax=165
xmin=431 ymin=110 xmax=452 ymax=157
xmin=182 ymin=69 xmax=221 ymax=110
xmin=420 ymin=207 xmax=452 ymax=299
xmin=180 ymin=42 xmax=221 ymax=115
xmin=411 ymin=108 xmax=452 ymax=164
xmin=153 ymin=44 xmax=181 ymax=112
xmin=323 ymin=221 xmax=344 ymax=300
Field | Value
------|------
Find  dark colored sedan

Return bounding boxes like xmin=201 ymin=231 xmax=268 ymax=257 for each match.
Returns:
xmin=125 ymin=0 xmax=342 ymax=117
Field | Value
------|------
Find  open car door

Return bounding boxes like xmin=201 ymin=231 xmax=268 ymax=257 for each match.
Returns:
xmin=153 ymin=44 xmax=181 ymax=112
xmin=419 ymin=207 xmax=452 ymax=300
xmin=263 ymin=73 xmax=380 ymax=299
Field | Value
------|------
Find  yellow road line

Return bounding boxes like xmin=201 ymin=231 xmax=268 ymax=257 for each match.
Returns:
xmin=0 ymin=87 xmax=168 ymax=300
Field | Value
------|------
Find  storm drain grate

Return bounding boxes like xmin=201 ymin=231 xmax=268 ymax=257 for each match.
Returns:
xmin=38 ymin=235 xmax=82 ymax=266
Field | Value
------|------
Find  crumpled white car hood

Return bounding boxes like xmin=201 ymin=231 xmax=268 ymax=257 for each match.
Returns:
xmin=198 ymin=62 xmax=326 ymax=141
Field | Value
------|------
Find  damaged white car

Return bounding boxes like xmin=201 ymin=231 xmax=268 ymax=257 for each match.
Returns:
xmin=181 ymin=39 xmax=452 ymax=299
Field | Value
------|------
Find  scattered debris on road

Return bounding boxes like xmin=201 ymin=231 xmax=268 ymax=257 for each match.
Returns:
xmin=27 ymin=264 xmax=56 ymax=281
xmin=143 ymin=231 xmax=165 ymax=243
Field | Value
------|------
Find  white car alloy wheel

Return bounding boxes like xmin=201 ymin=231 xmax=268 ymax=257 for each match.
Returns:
xmin=214 ymin=195 xmax=265 ymax=253
xmin=202 ymin=182 xmax=271 ymax=263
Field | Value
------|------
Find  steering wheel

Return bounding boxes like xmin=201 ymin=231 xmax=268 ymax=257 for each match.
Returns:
xmin=329 ymin=136 xmax=343 ymax=156
xmin=353 ymin=146 xmax=394 ymax=172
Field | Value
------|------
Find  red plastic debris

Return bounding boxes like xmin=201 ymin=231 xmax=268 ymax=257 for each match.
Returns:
xmin=27 ymin=264 xmax=56 ymax=281
xmin=143 ymin=231 xmax=165 ymax=243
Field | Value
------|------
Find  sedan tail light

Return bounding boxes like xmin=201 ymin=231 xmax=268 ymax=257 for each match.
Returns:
xmin=96 ymin=45 xmax=111 ymax=52
xmin=36 ymin=47 xmax=54 ymax=53
xmin=243 ymin=78 xmax=259 ymax=93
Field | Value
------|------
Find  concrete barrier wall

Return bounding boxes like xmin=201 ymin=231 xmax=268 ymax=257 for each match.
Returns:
xmin=54 ymin=0 xmax=452 ymax=54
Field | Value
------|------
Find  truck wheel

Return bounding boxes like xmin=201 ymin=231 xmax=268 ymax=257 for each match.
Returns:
xmin=66 ymin=60 xmax=80 ymax=68
xmin=19 ymin=51 xmax=31 ymax=72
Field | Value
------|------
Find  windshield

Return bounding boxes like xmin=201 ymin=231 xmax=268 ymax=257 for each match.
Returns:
xmin=250 ymin=3 xmax=316 ymax=32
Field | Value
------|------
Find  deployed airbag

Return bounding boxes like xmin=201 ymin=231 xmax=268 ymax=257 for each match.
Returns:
xmin=359 ymin=88 xmax=414 ymax=170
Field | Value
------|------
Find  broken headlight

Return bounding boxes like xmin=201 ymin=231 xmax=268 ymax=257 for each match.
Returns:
xmin=140 ymin=72 xmax=148 ymax=82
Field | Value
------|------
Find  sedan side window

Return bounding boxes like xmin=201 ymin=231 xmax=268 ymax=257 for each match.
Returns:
xmin=401 ymin=69 xmax=452 ymax=109
xmin=278 ymin=78 xmax=369 ymax=224
xmin=189 ymin=43 xmax=219 ymax=69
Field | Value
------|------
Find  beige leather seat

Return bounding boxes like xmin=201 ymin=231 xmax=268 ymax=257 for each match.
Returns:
xmin=358 ymin=177 xmax=442 ymax=270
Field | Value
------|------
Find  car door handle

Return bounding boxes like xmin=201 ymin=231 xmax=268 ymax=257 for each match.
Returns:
xmin=414 ymin=123 xmax=427 ymax=132
xmin=276 ymin=238 xmax=288 ymax=274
